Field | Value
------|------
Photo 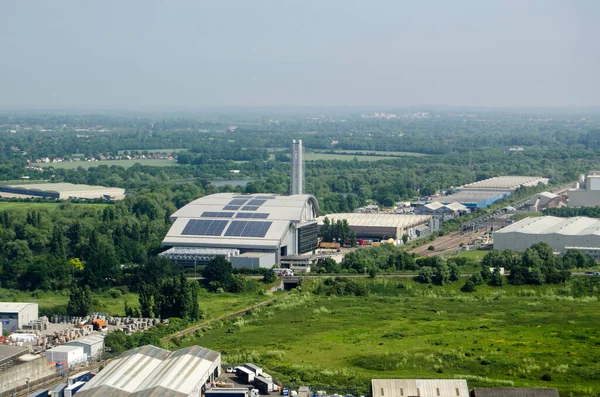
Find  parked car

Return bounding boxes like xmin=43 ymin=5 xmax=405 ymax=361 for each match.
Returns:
xmin=226 ymin=367 xmax=235 ymax=373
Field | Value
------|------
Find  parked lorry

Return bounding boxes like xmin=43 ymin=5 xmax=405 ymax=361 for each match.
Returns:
xmin=205 ymin=388 xmax=259 ymax=397
xmin=64 ymin=381 xmax=85 ymax=397
xmin=235 ymin=366 xmax=255 ymax=383
xmin=68 ymin=371 xmax=92 ymax=385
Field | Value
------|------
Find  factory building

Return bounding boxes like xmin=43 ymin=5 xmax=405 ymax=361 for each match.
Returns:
xmin=0 ymin=302 xmax=38 ymax=332
xmin=458 ymin=176 xmax=549 ymax=193
xmin=0 ymin=183 xmax=125 ymax=200
xmin=430 ymin=191 xmax=510 ymax=209
xmin=45 ymin=345 xmax=86 ymax=368
xmin=65 ymin=334 xmax=105 ymax=361
xmin=77 ymin=345 xmax=221 ymax=397
xmin=493 ymin=216 xmax=600 ymax=258
xmin=569 ymin=172 xmax=600 ymax=207
xmin=371 ymin=379 xmax=469 ymax=397
xmin=317 ymin=213 xmax=436 ymax=242
xmin=417 ymin=201 xmax=468 ymax=217
xmin=525 ymin=191 xmax=566 ymax=212
xmin=161 ymin=193 xmax=319 ymax=268
xmin=470 ymin=388 xmax=559 ymax=397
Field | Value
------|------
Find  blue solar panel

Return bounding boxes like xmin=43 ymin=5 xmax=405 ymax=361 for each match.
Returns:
xmin=235 ymin=212 xmax=269 ymax=219
xmin=181 ymin=219 xmax=228 ymax=236
xmin=247 ymin=199 xmax=267 ymax=206
xmin=224 ymin=221 xmax=272 ymax=237
xmin=201 ymin=212 xmax=235 ymax=218
xmin=228 ymin=199 xmax=249 ymax=205
xmin=223 ymin=205 xmax=241 ymax=211
xmin=241 ymin=205 xmax=260 ymax=211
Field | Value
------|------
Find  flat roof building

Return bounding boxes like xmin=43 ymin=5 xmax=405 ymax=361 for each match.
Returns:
xmin=493 ymin=216 xmax=600 ymax=257
xmin=162 ymin=193 xmax=319 ymax=266
xmin=0 ymin=302 xmax=38 ymax=333
xmin=371 ymin=379 xmax=469 ymax=397
xmin=77 ymin=345 xmax=221 ymax=397
xmin=459 ymin=176 xmax=548 ymax=192
xmin=317 ymin=213 xmax=435 ymax=241
xmin=431 ymin=191 xmax=509 ymax=209
xmin=65 ymin=334 xmax=105 ymax=361
xmin=0 ymin=183 xmax=124 ymax=200
xmin=569 ymin=172 xmax=600 ymax=207
xmin=470 ymin=388 xmax=559 ymax=397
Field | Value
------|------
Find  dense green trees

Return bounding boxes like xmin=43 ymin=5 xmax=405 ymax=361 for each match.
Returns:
xmin=320 ymin=217 xmax=356 ymax=246
xmin=67 ymin=285 xmax=93 ymax=316
xmin=136 ymin=274 xmax=202 ymax=320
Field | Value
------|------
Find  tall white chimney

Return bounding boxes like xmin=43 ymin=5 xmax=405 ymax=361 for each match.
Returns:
xmin=290 ymin=139 xmax=304 ymax=195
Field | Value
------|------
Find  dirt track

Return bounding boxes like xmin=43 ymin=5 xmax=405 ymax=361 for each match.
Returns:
xmin=410 ymin=230 xmax=486 ymax=257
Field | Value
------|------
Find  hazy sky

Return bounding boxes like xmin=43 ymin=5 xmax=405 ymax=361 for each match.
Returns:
xmin=1 ymin=0 xmax=599 ymax=109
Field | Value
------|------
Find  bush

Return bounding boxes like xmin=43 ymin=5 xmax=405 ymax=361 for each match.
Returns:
xmin=461 ymin=280 xmax=476 ymax=293
xmin=541 ymin=373 xmax=552 ymax=382
xmin=428 ymin=245 xmax=435 ymax=251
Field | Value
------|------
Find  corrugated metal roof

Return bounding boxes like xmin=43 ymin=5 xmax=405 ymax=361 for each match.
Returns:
xmin=0 ymin=302 xmax=38 ymax=313
xmin=459 ymin=176 xmax=548 ymax=191
xmin=66 ymin=334 xmax=105 ymax=347
xmin=495 ymin=216 xmax=600 ymax=236
xmin=0 ymin=183 xmax=124 ymax=195
xmin=372 ymin=379 xmax=469 ymax=397
xmin=317 ymin=213 xmax=431 ymax=228
xmin=79 ymin=345 xmax=221 ymax=397
xmin=431 ymin=191 xmax=507 ymax=205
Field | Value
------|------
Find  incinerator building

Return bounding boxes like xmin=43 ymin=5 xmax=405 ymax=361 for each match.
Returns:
xmin=161 ymin=193 xmax=319 ymax=268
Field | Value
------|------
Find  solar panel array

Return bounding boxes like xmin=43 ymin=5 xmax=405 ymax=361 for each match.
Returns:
xmin=223 ymin=205 xmax=241 ymax=211
xmin=241 ymin=205 xmax=260 ymax=211
xmin=235 ymin=212 xmax=269 ymax=219
xmin=182 ymin=219 xmax=229 ymax=236
xmin=247 ymin=199 xmax=267 ymax=206
xmin=228 ymin=199 xmax=250 ymax=205
xmin=224 ymin=221 xmax=272 ymax=237
xmin=201 ymin=212 xmax=235 ymax=218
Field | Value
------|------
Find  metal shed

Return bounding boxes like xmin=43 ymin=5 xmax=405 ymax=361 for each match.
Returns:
xmin=0 ymin=302 xmax=39 ymax=332
xmin=66 ymin=334 xmax=105 ymax=360
xmin=371 ymin=379 xmax=469 ymax=397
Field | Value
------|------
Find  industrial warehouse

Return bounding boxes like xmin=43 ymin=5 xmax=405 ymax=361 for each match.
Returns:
xmin=493 ymin=216 xmax=600 ymax=258
xmin=317 ymin=213 xmax=437 ymax=242
xmin=431 ymin=175 xmax=548 ymax=209
xmin=0 ymin=302 xmax=38 ymax=333
xmin=77 ymin=345 xmax=221 ymax=397
xmin=160 ymin=193 xmax=319 ymax=268
xmin=0 ymin=182 xmax=125 ymax=200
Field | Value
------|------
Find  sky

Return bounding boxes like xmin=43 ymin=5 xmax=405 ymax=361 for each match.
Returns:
xmin=0 ymin=0 xmax=599 ymax=109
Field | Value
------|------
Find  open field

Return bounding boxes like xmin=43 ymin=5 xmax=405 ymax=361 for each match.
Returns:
xmin=305 ymin=153 xmax=407 ymax=161
xmin=40 ymin=159 xmax=177 ymax=169
xmin=0 ymin=202 xmax=108 ymax=210
xmin=0 ymin=287 xmax=274 ymax=319
xmin=313 ymin=149 xmax=428 ymax=157
xmin=180 ymin=278 xmax=600 ymax=396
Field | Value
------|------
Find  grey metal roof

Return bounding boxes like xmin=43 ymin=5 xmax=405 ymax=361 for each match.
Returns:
xmin=66 ymin=334 xmax=105 ymax=347
xmin=317 ymin=213 xmax=431 ymax=228
xmin=495 ymin=216 xmax=600 ymax=236
xmin=80 ymin=345 xmax=221 ymax=397
xmin=372 ymin=379 xmax=469 ymax=397
xmin=0 ymin=302 xmax=38 ymax=313
xmin=459 ymin=176 xmax=548 ymax=191
xmin=470 ymin=388 xmax=559 ymax=397
xmin=431 ymin=191 xmax=507 ymax=204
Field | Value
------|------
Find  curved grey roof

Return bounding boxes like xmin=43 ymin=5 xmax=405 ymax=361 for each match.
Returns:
xmin=162 ymin=193 xmax=319 ymax=249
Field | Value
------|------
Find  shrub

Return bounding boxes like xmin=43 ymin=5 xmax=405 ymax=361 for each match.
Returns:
xmin=461 ymin=280 xmax=476 ymax=293
xmin=541 ymin=373 xmax=552 ymax=381
xmin=428 ymin=245 xmax=435 ymax=251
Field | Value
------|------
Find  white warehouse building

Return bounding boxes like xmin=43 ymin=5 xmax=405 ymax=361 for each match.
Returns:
xmin=161 ymin=193 xmax=319 ymax=268
xmin=0 ymin=302 xmax=38 ymax=333
xmin=494 ymin=216 xmax=600 ymax=258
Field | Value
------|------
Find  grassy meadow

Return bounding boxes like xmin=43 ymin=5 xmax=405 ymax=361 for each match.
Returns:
xmin=179 ymin=278 xmax=600 ymax=396
xmin=40 ymin=159 xmax=177 ymax=169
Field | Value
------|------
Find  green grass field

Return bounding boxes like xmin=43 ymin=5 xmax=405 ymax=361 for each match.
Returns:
xmin=305 ymin=153 xmax=406 ymax=161
xmin=41 ymin=159 xmax=178 ymax=169
xmin=0 ymin=202 xmax=108 ymax=210
xmin=179 ymin=278 xmax=600 ymax=396
xmin=117 ymin=148 xmax=185 ymax=154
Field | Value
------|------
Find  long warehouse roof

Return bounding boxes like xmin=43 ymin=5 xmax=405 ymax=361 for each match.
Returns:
xmin=0 ymin=302 xmax=38 ymax=313
xmin=78 ymin=345 xmax=221 ymax=397
xmin=459 ymin=176 xmax=548 ymax=191
xmin=317 ymin=213 xmax=431 ymax=228
xmin=495 ymin=216 xmax=600 ymax=236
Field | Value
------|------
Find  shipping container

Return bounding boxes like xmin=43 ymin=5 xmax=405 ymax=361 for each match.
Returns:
xmin=51 ymin=383 xmax=68 ymax=397
xmin=253 ymin=375 xmax=275 ymax=393
xmin=27 ymin=388 xmax=49 ymax=397
xmin=205 ymin=388 xmax=250 ymax=397
xmin=64 ymin=381 xmax=85 ymax=397
xmin=68 ymin=371 xmax=92 ymax=385
xmin=243 ymin=363 xmax=263 ymax=376
xmin=235 ymin=366 xmax=255 ymax=383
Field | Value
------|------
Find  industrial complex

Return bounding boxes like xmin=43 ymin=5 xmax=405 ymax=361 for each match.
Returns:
xmin=161 ymin=193 xmax=319 ymax=268
xmin=317 ymin=213 xmax=437 ymax=241
xmin=568 ymin=172 xmax=600 ymax=207
xmin=493 ymin=216 xmax=600 ymax=258
xmin=0 ymin=302 xmax=38 ymax=333
xmin=0 ymin=183 xmax=125 ymax=200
